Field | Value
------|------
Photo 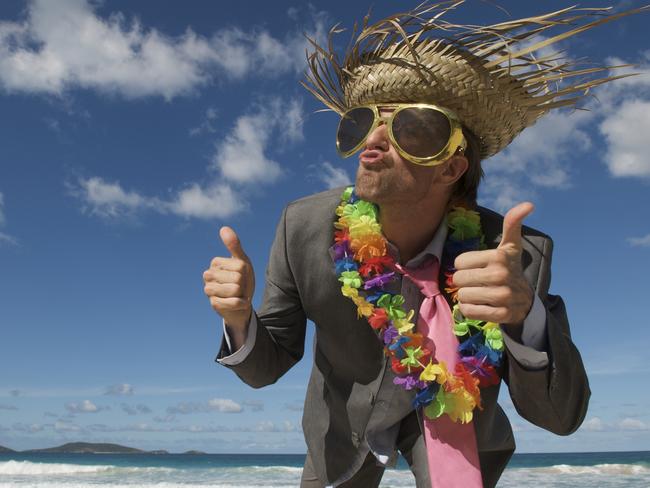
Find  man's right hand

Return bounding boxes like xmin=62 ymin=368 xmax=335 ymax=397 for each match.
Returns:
xmin=203 ymin=226 xmax=255 ymax=350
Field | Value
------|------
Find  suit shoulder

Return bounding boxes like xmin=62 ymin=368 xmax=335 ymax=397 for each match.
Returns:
xmin=286 ymin=187 xmax=346 ymax=210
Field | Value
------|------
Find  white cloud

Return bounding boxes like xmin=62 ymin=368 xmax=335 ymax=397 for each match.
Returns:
xmin=65 ymin=399 xmax=106 ymax=414
xmin=54 ymin=420 xmax=83 ymax=432
xmin=628 ymin=234 xmax=650 ymax=247
xmin=600 ymin=100 xmax=650 ymax=178
xmin=618 ymin=418 xmax=649 ymax=431
xmin=189 ymin=107 xmax=218 ymax=136
xmin=242 ymin=400 xmax=264 ymax=412
xmin=207 ymin=398 xmax=243 ymax=413
xmin=75 ymin=177 xmax=150 ymax=218
xmin=0 ymin=191 xmax=18 ymax=246
xmin=0 ymin=0 xmax=327 ymax=99
xmin=480 ymin=109 xmax=592 ymax=212
xmin=167 ymin=398 xmax=243 ymax=415
xmin=211 ymin=98 xmax=304 ymax=185
xmin=0 ymin=232 xmax=18 ymax=246
xmin=319 ymin=162 xmax=352 ymax=189
xmin=72 ymin=97 xmax=302 ymax=221
xmin=121 ymin=403 xmax=152 ymax=415
xmin=72 ymin=177 xmax=244 ymax=220
xmin=104 ymin=383 xmax=134 ymax=396
xmin=581 ymin=417 xmax=605 ymax=432
xmin=479 ymin=49 xmax=650 ymax=210
xmin=12 ymin=422 xmax=44 ymax=433
xmin=168 ymin=183 xmax=245 ymax=219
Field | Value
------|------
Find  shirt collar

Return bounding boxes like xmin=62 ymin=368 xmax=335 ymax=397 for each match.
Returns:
xmin=386 ymin=216 xmax=448 ymax=268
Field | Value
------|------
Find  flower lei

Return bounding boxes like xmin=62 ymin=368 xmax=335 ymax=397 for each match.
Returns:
xmin=332 ymin=187 xmax=504 ymax=424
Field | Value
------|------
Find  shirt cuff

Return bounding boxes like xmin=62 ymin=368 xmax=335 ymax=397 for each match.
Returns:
xmin=520 ymin=293 xmax=548 ymax=352
xmin=217 ymin=314 xmax=258 ymax=366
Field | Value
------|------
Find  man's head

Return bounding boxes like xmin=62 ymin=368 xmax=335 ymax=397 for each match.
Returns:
xmin=352 ymin=104 xmax=470 ymax=207
xmin=302 ymin=1 xmax=643 ymax=205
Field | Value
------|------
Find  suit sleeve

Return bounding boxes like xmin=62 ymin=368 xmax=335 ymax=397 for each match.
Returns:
xmin=216 ymin=206 xmax=307 ymax=388
xmin=501 ymin=235 xmax=590 ymax=435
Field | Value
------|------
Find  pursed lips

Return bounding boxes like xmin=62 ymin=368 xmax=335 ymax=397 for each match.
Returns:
xmin=359 ymin=149 xmax=385 ymax=168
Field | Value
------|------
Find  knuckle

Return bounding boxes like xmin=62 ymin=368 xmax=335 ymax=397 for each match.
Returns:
xmin=497 ymin=287 xmax=513 ymax=303
xmin=210 ymin=257 xmax=220 ymax=268
xmin=491 ymin=267 xmax=509 ymax=284
xmin=495 ymin=308 xmax=509 ymax=322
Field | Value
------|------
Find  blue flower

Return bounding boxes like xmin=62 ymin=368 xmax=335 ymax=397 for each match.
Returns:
xmin=412 ymin=383 xmax=440 ymax=409
xmin=458 ymin=333 xmax=484 ymax=357
xmin=335 ymin=258 xmax=358 ymax=274
xmin=388 ymin=335 xmax=409 ymax=359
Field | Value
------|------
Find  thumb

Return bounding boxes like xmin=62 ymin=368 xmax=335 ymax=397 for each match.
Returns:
xmin=219 ymin=226 xmax=248 ymax=261
xmin=498 ymin=202 xmax=534 ymax=252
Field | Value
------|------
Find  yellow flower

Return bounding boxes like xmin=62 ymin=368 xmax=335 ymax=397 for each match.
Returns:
xmin=420 ymin=361 xmax=449 ymax=384
xmin=352 ymin=295 xmax=374 ymax=318
xmin=348 ymin=215 xmax=381 ymax=239
xmin=341 ymin=285 xmax=358 ymax=299
xmin=394 ymin=310 xmax=415 ymax=334
xmin=445 ymin=387 xmax=476 ymax=424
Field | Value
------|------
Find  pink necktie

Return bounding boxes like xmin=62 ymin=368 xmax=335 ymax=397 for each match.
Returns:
xmin=400 ymin=257 xmax=483 ymax=488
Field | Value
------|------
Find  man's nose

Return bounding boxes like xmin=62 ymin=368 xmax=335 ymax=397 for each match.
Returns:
xmin=364 ymin=122 xmax=389 ymax=151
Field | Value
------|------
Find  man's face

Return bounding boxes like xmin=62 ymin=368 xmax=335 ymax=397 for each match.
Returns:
xmin=354 ymin=107 xmax=449 ymax=206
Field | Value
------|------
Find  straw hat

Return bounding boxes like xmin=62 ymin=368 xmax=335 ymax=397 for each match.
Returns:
xmin=302 ymin=1 xmax=649 ymax=159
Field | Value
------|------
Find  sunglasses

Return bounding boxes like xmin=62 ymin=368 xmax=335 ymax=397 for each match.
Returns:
xmin=336 ymin=103 xmax=467 ymax=166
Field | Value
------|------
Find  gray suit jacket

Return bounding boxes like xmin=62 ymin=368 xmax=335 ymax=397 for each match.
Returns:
xmin=218 ymin=188 xmax=590 ymax=487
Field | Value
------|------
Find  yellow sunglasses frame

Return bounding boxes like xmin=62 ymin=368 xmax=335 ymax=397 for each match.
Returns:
xmin=336 ymin=103 xmax=467 ymax=166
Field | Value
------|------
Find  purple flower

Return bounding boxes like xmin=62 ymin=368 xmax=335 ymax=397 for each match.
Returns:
xmin=394 ymin=374 xmax=423 ymax=390
xmin=364 ymin=272 xmax=396 ymax=290
xmin=382 ymin=325 xmax=398 ymax=346
xmin=333 ymin=241 xmax=352 ymax=261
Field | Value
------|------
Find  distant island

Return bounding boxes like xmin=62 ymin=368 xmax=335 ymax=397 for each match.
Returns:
xmin=0 ymin=442 xmax=169 ymax=454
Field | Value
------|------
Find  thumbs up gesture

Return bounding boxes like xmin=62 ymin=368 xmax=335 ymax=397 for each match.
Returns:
xmin=203 ymin=227 xmax=256 ymax=344
xmin=452 ymin=203 xmax=535 ymax=325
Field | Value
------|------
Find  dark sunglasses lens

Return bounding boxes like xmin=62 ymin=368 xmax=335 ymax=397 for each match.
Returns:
xmin=337 ymin=107 xmax=375 ymax=154
xmin=392 ymin=107 xmax=452 ymax=158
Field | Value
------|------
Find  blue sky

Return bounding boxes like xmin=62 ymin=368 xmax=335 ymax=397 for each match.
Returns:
xmin=0 ymin=0 xmax=649 ymax=454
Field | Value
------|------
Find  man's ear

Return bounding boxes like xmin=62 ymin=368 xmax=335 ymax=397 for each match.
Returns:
xmin=439 ymin=154 xmax=468 ymax=186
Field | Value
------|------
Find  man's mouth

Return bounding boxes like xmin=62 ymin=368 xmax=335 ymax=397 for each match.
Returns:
xmin=359 ymin=149 xmax=385 ymax=168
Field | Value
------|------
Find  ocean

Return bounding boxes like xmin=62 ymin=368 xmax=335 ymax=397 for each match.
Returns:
xmin=0 ymin=451 xmax=649 ymax=487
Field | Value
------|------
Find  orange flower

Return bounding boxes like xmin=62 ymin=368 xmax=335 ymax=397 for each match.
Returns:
xmin=352 ymin=234 xmax=386 ymax=262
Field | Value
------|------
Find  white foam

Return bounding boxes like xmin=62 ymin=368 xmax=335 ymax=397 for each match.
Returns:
xmin=533 ymin=463 xmax=650 ymax=476
xmin=0 ymin=460 xmax=114 ymax=475
xmin=0 ymin=460 xmax=174 ymax=476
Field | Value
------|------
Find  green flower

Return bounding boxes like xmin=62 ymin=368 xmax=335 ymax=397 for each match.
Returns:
xmin=484 ymin=327 xmax=504 ymax=351
xmin=400 ymin=346 xmax=424 ymax=369
xmin=377 ymin=294 xmax=407 ymax=321
xmin=339 ymin=270 xmax=362 ymax=288
xmin=448 ymin=207 xmax=481 ymax=240
xmin=424 ymin=388 xmax=447 ymax=420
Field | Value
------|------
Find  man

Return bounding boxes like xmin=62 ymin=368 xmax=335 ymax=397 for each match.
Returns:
xmin=203 ymin=3 xmax=644 ymax=487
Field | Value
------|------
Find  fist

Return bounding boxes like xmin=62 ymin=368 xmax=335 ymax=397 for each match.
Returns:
xmin=452 ymin=202 xmax=535 ymax=325
xmin=203 ymin=226 xmax=255 ymax=332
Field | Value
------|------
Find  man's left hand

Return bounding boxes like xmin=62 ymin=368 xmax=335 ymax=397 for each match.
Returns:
xmin=452 ymin=202 xmax=535 ymax=325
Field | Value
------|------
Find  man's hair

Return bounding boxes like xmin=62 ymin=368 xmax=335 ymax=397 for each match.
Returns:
xmin=451 ymin=128 xmax=483 ymax=207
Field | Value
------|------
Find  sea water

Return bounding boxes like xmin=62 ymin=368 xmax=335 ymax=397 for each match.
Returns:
xmin=1 ymin=451 xmax=649 ymax=487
